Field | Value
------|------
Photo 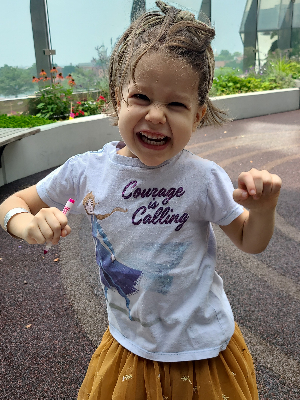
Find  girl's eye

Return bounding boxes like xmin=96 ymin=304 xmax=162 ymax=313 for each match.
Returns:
xmin=132 ymin=94 xmax=149 ymax=102
xmin=169 ymin=102 xmax=187 ymax=108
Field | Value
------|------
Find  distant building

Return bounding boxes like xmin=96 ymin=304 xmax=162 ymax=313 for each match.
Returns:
xmin=77 ymin=63 xmax=105 ymax=78
xmin=215 ymin=60 xmax=227 ymax=68
xmin=77 ymin=63 xmax=95 ymax=71
xmin=240 ymin=0 xmax=300 ymax=71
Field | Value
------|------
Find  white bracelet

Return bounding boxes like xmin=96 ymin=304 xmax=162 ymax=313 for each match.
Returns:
xmin=3 ymin=208 xmax=30 ymax=232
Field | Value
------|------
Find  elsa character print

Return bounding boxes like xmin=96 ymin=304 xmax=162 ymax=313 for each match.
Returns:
xmin=83 ymin=192 xmax=142 ymax=319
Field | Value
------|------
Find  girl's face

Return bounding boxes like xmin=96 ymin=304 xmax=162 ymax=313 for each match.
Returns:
xmin=117 ymin=52 xmax=206 ymax=167
xmin=84 ymin=198 xmax=94 ymax=214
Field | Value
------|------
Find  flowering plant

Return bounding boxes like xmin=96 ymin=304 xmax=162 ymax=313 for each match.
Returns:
xmin=69 ymin=95 xmax=107 ymax=119
xmin=32 ymin=68 xmax=76 ymax=86
xmin=30 ymin=68 xmax=107 ymax=120
xmin=29 ymin=69 xmax=77 ymax=120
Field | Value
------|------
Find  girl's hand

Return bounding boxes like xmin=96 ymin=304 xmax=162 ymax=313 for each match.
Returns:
xmin=22 ymin=207 xmax=71 ymax=245
xmin=233 ymin=168 xmax=282 ymax=211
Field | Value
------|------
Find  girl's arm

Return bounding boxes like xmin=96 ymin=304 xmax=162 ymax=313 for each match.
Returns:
xmin=0 ymin=185 xmax=71 ymax=245
xmin=220 ymin=168 xmax=282 ymax=254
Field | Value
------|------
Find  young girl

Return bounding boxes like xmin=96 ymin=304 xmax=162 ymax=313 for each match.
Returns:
xmin=0 ymin=1 xmax=281 ymax=399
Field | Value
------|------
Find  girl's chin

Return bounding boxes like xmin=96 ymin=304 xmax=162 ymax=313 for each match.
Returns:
xmin=118 ymin=141 xmax=174 ymax=166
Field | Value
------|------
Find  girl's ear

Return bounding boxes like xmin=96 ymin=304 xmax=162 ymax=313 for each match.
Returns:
xmin=193 ymin=105 xmax=207 ymax=131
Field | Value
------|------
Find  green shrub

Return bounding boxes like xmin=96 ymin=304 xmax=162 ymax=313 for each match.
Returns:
xmin=28 ymin=81 xmax=108 ymax=120
xmin=210 ymin=66 xmax=295 ymax=97
xmin=28 ymin=83 xmax=73 ymax=120
xmin=211 ymin=74 xmax=270 ymax=96
xmin=0 ymin=114 xmax=57 ymax=128
xmin=287 ymin=61 xmax=300 ymax=79
xmin=70 ymin=95 xmax=107 ymax=118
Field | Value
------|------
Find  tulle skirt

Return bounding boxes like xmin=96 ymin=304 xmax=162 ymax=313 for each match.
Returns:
xmin=78 ymin=323 xmax=258 ymax=400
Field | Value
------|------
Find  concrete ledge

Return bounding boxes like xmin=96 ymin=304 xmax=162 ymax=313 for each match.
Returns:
xmin=0 ymin=88 xmax=299 ymax=187
xmin=211 ymin=88 xmax=300 ymax=120
xmin=0 ymin=114 xmax=120 ymax=186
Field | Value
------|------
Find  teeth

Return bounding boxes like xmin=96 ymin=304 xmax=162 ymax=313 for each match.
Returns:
xmin=139 ymin=132 xmax=168 ymax=146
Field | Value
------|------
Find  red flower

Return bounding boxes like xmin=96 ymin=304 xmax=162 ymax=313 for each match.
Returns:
xmin=57 ymin=73 xmax=64 ymax=79
xmin=75 ymin=112 xmax=79 ymax=117
xmin=32 ymin=76 xmax=39 ymax=83
xmin=76 ymin=101 xmax=81 ymax=104
xmin=97 ymin=95 xmax=106 ymax=102
xmin=79 ymin=110 xmax=84 ymax=115
xmin=39 ymin=69 xmax=47 ymax=76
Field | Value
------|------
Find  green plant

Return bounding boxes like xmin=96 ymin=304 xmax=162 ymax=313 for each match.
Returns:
xmin=0 ymin=114 xmax=57 ymax=128
xmin=265 ymin=52 xmax=300 ymax=80
xmin=243 ymin=50 xmax=297 ymax=89
xmin=210 ymin=72 xmax=282 ymax=96
xmin=210 ymin=52 xmax=299 ymax=97
xmin=70 ymin=95 xmax=107 ymax=118
xmin=28 ymin=68 xmax=109 ymax=120
xmin=28 ymin=68 xmax=77 ymax=120
xmin=29 ymin=82 xmax=74 ymax=120
xmin=214 ymin=67 xmax=242 ymax=78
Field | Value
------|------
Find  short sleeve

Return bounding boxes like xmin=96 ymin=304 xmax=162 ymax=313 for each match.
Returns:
xmin=36 ymin=155 xmax=83 ymax=214
xmin=204 ymin=163 xmax=244 ymax=225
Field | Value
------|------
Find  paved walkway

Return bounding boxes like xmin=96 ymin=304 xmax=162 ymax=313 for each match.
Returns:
xmin=0 ymin=110 xmax=299 ymax=399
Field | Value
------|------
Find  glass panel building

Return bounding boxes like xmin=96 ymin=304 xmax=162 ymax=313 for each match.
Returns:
xmin=240 ymin=0 xmax=300 ymax=71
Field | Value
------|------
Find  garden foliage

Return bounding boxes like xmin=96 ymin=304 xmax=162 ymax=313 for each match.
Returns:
xmin=211 ymin=51 xmax=299 ymax=97
xmin=0 ymin=114 xmax=56 ymax=128
xmin=29 ymin=69 xmax=108 ymax=120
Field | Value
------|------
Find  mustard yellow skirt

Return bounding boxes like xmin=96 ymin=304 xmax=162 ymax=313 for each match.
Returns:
xmin=78 ymin=323 xmax=258 ymax=400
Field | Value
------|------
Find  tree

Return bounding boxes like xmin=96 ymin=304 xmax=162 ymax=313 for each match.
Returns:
xmin=72 ymin=67 xmax=99 ymax=92
xmin=62 ymin=65 xmax=76 ymax=77
xmin=215 ymin=50 xmax=234 ymax=61
xmin=92 ymin=45 xmax=110 ymax=79
xmin=0 ymin=64 xmax=36 ymax=97
xmin=91 ymin=45 xmax=110 ymax=99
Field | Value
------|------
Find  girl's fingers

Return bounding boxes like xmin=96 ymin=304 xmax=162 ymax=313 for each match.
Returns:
xmin=238 ymin=169 xmax=279 ymax=199
xmin=61 ymin=225 xmax=71 ymax=237
xmin=252 ymin=170 xmax=267 ymax=199
xmin=271 ymin=174 xmax=282 ymax=194
xmin=27 ymin=208 xmax=69 ymax=245
xmin=233 ymin=188 xmax=249 ymax=203
xmin=44 ymin=210 xmax=69 ymax=244
xmin=238 ymin=169 xmax=258 ymax=197
xmin=26 ymin=228 xmax=47 ymax=245
xmin=235 ymin=169 xmax=282 ymax=208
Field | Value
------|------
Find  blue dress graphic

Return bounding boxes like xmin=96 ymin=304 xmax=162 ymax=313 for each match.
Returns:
xmin=91 ymin=215 xmax=142 ymax=319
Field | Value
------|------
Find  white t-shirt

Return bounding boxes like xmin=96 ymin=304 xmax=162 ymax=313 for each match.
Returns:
xmin=37 ymin=141 xmax=244 ymax=362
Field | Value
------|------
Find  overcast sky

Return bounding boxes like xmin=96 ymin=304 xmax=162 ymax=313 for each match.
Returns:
xmin=0 ymin=0 xmax=247 ymax=68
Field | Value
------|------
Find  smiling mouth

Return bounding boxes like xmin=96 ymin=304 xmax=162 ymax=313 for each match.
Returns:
xmin=138 ymin=132 xmax=170 ymax=146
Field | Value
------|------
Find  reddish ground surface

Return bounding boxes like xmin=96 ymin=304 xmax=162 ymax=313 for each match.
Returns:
xmin=1 ymin=110 xmax=299 ymax=399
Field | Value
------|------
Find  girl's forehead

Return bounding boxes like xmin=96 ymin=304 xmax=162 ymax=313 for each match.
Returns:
xmin=136 ymin=51 xmax=192 ymax=74
xmin=125 ymin=52 xmax=199 ymax=93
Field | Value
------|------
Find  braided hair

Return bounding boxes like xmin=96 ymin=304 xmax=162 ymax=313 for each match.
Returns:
xmin=109 ymin=0 xmax=227 ymax=127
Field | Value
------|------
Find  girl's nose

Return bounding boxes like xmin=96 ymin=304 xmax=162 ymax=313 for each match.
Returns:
xmin=145 ymin=103 xmax=166 ymax=124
